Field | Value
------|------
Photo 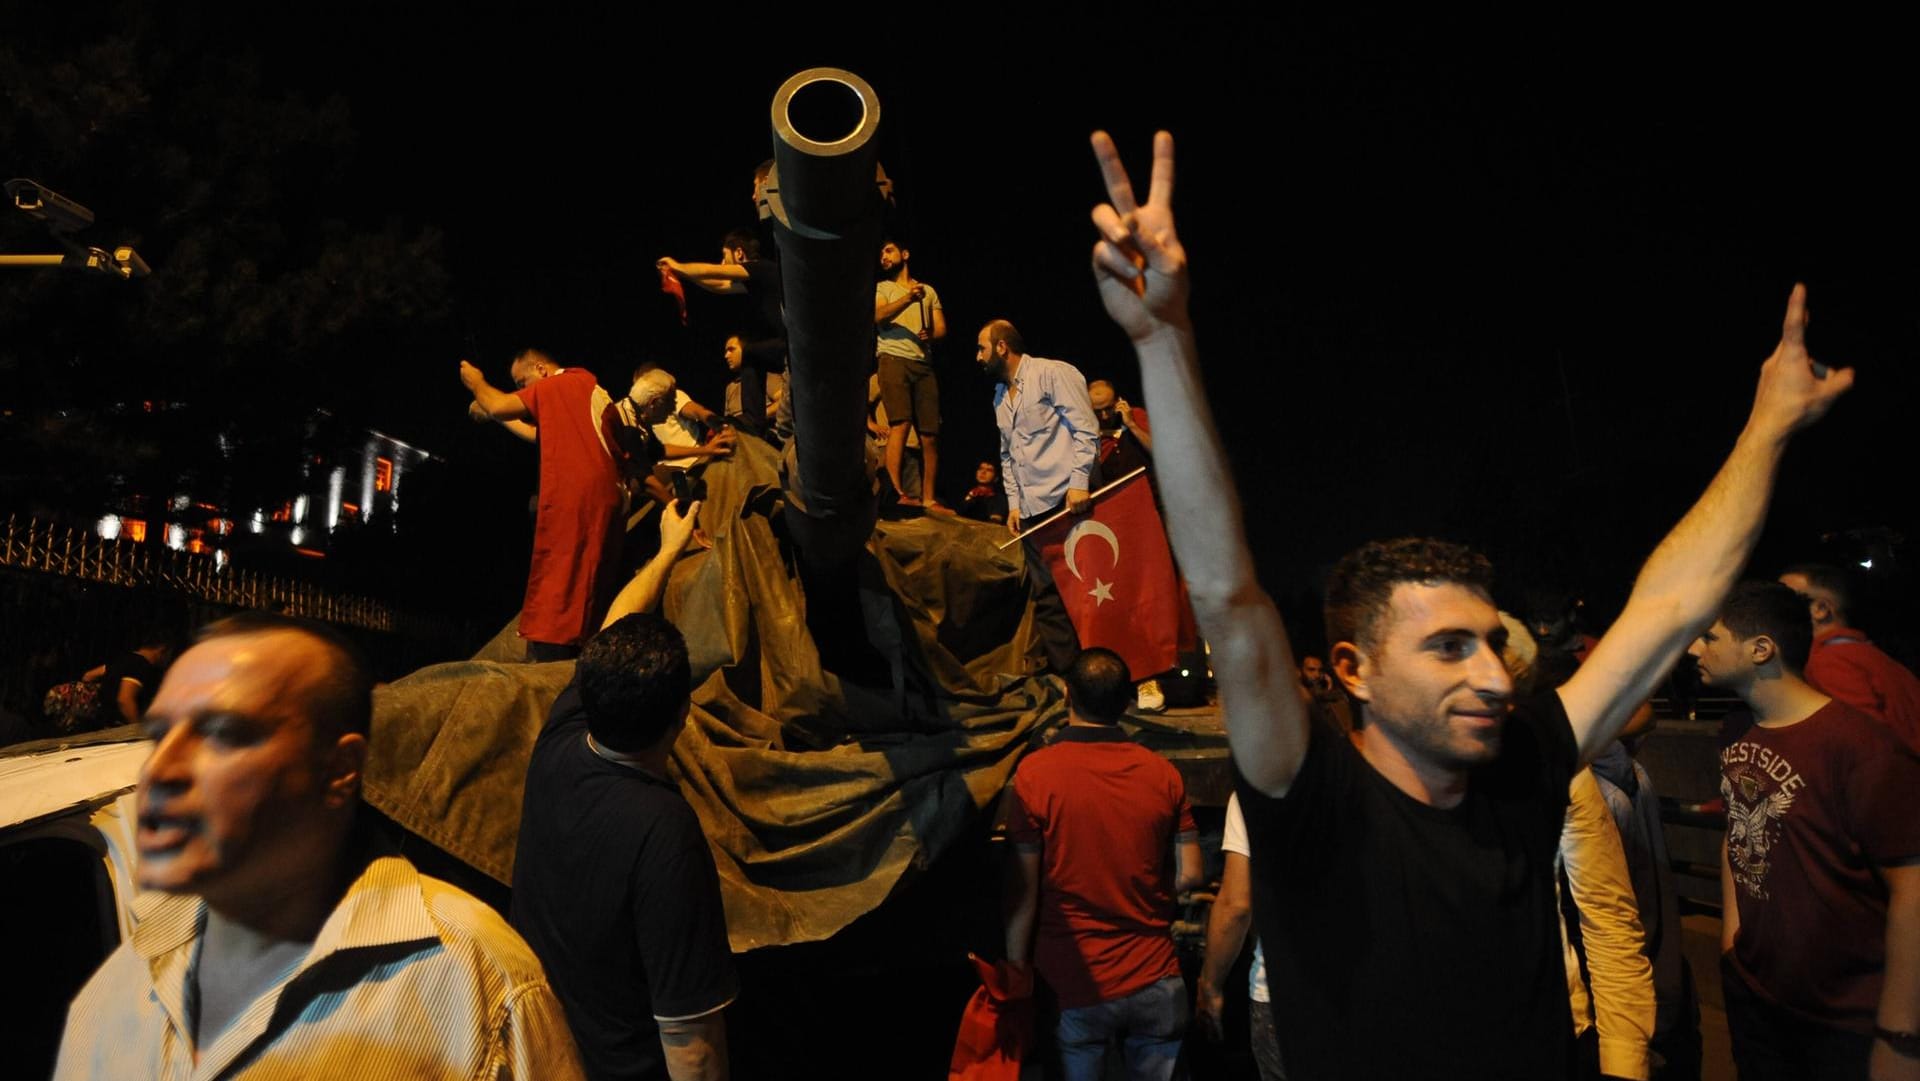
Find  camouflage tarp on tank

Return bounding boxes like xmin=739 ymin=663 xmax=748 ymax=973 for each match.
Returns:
xmin=361 ymin=435 xmax=1062 ymax=950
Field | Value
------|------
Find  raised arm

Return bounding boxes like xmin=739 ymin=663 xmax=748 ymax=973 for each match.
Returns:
xmin=601 ymin=500 xmax=702 ymax=629
xmin=1558 ymin=285 xmax=1854 ymax=761
xmin=659 ymin=258 xmax=748 ymax=295
xmin=1088 ymin=130 xmax=1308 ymax=796
xmin=469 ymin=400 xmax=538 ymax=443
xmin=459 ymin=360 xmax=531 ymax=422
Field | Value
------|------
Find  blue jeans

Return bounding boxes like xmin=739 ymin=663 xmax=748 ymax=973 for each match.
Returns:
xmin=1056 ymin=975 xmax=1186 ymax=1081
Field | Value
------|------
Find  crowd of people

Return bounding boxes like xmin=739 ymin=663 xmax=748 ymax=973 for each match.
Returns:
xmin=40 ymin=127 xmax=1920 ymax=1081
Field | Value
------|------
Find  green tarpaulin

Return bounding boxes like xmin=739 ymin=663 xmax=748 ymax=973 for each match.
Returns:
xmin=362 ymin=437 xmax=1062 ymax=950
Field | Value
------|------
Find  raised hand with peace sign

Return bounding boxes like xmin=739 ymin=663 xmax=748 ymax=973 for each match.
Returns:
xmin=1089 ymin=130 xmax=1191 ymax=344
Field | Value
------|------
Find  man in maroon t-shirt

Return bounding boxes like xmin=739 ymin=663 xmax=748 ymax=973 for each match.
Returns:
xmin=462 ymin=350 xmax=624 ymax=661
xmin=1691 ymin=580 xmax=1920 ymax=1078
xmin=1004 ymin=648 xmax=1203 ymax=1081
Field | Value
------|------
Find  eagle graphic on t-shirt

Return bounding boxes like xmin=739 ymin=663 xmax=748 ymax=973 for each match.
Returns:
xmin=1723 ymin=771 xmax=1796 ymax=900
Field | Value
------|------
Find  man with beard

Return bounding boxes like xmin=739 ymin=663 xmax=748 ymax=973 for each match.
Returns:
xmin=875 ymin=238 xmax=950 ymax=511
xmin=1083 ymin=128 xmax=1855 ymax=1077
xmin=54 ymin=614 xmax=583 ymax=1079
xmin=978 ymin=318 xmax=1099 ymax=674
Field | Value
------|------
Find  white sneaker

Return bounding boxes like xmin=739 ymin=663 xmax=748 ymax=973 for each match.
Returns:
xmin=1135 ymin=679 xmax=1165 ymax=713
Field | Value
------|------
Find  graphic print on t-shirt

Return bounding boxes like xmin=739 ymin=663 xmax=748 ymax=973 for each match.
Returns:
xmin=1720 ymin=739 xmax=1806 ymax=900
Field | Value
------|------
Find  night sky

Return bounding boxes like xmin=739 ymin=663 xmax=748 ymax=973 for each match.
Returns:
xmin=16 ymin=9 xmax=1918 ymax=647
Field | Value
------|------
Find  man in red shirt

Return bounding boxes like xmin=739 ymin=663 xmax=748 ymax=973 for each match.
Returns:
xmin=461 ymin=350 xmax=624 ymax=662
xmin=1692 ymin=580 xmax=1920 ymax=1079
xmin=1778 ymin=563 xmax=1920 ymax=754
xmin=1004 ymin=648 xmax=1204 ymax=1081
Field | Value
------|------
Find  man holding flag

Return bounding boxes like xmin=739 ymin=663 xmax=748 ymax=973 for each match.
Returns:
xmin=979 ymin=319 xmax=1100 ymax=674
xmin=983 ymin=320 xmax=1184 ymax=687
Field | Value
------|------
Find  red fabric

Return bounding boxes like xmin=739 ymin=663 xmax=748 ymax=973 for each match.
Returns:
xmin=514 ymin=369 xmax=623 ymax=646
xmin=1005 ymin=729 xmax=1196 ymax=1008
xmin=947 ymin=954 xmax=1032 ymax=1081
xmin=658 ymin=265 xmax=688 ymax=325
xmin=1719 ymin=700 xmax=1920 ymax=1030
xmin=1805 ymin=626 xmax=1920 ymax=754
xmin=1030 ymin=473 xmax=1180 ymax=678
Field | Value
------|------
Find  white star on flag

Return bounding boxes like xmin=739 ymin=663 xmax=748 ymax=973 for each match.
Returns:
xmin=1089 ymin=579 xmax=1115 ymax=605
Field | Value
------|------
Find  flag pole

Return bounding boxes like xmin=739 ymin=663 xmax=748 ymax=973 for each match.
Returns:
xmin=995 ymin=467 xmax=1149 ymax=551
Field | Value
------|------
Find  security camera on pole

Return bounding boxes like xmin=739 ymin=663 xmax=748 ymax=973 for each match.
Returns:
xmin=0 ymin=178 xmax=149 ymax=279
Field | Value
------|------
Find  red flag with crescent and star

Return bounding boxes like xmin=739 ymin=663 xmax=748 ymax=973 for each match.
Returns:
xmin=1030 ymin=472 xmax=1180 ymax=678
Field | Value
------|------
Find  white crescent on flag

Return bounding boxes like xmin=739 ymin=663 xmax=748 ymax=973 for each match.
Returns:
xmin=1064 ymin=519 xmax=1120 ymax=580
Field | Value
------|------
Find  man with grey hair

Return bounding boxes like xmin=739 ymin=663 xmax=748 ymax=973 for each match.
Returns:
xmin=463 ymin=349 xmax=626 ymax=661
xmin=623 ymin=364 xmax=734 ymax=472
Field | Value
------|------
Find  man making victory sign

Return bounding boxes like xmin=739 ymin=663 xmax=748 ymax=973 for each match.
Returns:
xmin=1083 ymin=128 xmax=1859 ymax=1078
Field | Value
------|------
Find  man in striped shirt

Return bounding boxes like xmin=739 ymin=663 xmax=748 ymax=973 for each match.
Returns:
xmin=54 ymin=613 xmax=584 ymax=1080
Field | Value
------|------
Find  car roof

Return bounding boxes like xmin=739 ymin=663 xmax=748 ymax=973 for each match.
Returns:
xmin=0 ymin=726 xmax=147 ymax=834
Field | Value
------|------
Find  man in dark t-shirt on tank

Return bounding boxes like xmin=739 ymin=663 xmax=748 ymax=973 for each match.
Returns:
xmin=658 ymin=227 xmax=785 ymax=436
xmin=1081 ymin=130 xmax=1855 ymax=1077
xmin=1692 ymin=581 xmax=1920 ymax=1079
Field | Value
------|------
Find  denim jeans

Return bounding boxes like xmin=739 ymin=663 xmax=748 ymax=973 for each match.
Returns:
xmin=1056 ymin=975 xmax=1186 ymax=1081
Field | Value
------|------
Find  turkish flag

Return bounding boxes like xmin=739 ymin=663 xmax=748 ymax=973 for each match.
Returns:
xmin=658 ymin=265 xmax=689 ymax=325
xmin=1032 ymin=473 xmax=1180 ymax=678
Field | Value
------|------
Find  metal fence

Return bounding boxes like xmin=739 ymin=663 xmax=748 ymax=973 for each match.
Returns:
xmin=1 ymin=514 xmax=397 ymax=632
xmin=0 ymin=514 xmax=476 ymax=728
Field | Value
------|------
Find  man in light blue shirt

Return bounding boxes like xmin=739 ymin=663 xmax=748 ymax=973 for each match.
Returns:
xmin=979 ymin=318 xmax=1100 ymax=671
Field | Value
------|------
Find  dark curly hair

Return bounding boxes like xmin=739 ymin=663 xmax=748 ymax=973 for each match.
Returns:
xmin=1324 ymin=537 xmax=1495 ymax=652
xmin=579 ymin=613 xmax=692 ymax=753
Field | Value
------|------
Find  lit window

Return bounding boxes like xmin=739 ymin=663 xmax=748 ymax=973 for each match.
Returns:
xmin=123 ymin=519 xmax=148 ymax=543
xmin=375 ymin=456 xmax=394 ymax=493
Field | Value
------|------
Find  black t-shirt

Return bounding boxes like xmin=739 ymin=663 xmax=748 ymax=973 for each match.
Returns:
xmin=738 ymin=259 xmax=786 ymax=367
xmin=511 ymin=678 xmax=737 ymax=1081
xmin=1236 ymin=693 xmax=1580 ymax=1080
xmin=97 ymin=650 xmax=160 ymax=725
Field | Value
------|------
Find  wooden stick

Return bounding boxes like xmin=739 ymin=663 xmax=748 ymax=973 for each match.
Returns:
xmin=996 ymin=467 xmax=1148 ymax=551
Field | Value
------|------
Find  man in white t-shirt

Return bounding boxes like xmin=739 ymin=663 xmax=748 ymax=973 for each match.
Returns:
xmin=624 ymin=363 xmax=733 ymax=471
xmin=1198 ymin=793 xmax=1283 ymax=1081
